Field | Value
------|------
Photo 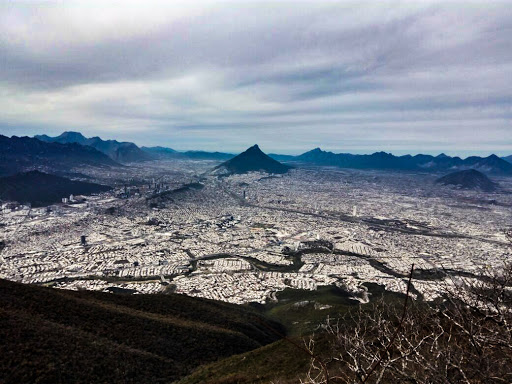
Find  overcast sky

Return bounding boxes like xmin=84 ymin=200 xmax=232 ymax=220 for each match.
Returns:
xmin=0 ymin=0 xmax=511 ymax=155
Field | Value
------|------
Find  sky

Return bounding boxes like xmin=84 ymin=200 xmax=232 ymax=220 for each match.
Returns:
xmin=0 ymin=0 xmax=511 ymax=156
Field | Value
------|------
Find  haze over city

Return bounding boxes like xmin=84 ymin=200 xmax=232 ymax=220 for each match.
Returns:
xmin=1 ymin=0 xmax=511 ymax=155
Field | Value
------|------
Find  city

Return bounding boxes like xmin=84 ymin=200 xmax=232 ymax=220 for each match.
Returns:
xmin=2 ymin=159 xmax=510 ymax=305
xmin=2 ymin=1 xmax=512 ymax=382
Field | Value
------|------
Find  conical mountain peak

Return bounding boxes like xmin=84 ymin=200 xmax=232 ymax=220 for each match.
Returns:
xmin=244 ymin=144 xmax=263 ymax=155
xmin=436 ymin=169 xmax=498 ymax=192
xmin=213 ymin=145 xmax=291 ymax=175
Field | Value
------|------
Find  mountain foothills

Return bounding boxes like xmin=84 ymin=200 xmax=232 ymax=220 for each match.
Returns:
xmin=436 ymin=169 xmax=499 ymax=192
xmin=0 ymin=278 xmax=283 ymax=384
xmin=36 ymin=131 xmax=153 ymax=163
xmin=213 ymin=144 xmax=292 ymax=175
xmin=0 ymin=171 xmax=112 ymax=207
xmin=0 ymin=135 xmax=119 ymax=177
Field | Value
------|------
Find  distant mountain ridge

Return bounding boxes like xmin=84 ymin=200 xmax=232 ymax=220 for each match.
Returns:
xmin=294 ymin=148 xmax=512 ymax=175
xmin=435 ymin=169 xmax=498 ymax=192
xmin=142 ymin=146 xmax=234 ymax=161
xmin=181 ymin=150 xmax=234 ymax=160
xmin=213 ymin=145 xmax=292 ymax=175
xmin=0 ymin=170 xmax=112 ymax=206
xmin=0 ymin=135 xmax=119 ymax=176
xmin=36 ymin=131 xmax=152 ymax=163
xmin=140 ymin=146 xmax=177 ymax=159
xmin=29 ymin=131 xmax=512 ymax=174
xmin=268 ymin=153 xmax=296 ymax=162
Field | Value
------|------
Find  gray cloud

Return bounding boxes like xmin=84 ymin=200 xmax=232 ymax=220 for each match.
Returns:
xmin=0 ymin=0 xmax=511 ymax=155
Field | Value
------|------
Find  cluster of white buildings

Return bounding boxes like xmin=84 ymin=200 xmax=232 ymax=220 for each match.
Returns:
xmin=1 ymin=161 xmax=510 ymax=305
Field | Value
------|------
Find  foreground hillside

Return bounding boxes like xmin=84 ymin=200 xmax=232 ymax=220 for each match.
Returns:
xmin=179 ymin=269 xmax=512 ymax=384
xmin=0 ymin=279 xmax=284 ymax=384
xmin=0 ymin=170 xmax=112 ymax=206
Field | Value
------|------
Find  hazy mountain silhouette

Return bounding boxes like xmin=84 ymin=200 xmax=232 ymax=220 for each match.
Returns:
xmin=435 ymin=169 xmax=498 ymax=192
xmin=36 ymin=131 xmax=152 ymax=163
xmin=141 ymin=146 xmax=177 ymax=159
xmin=0 ymin=135 xmax=119 ymax=176
xmin=36 ymin=131 xmax=89 ymax=145
xmin=295 ymin=148 xmax=512 ymax=175
xmin=181 ymin=150 xmax=234 ymax=160
xmin=142 ymin=146 xmax=234 ymax=161
xmin=0 ymin=170 xmax=112 ymax=206
xmin=30 ymin=132 xmax=512 ymax=175
xmin=213 ymin=145 xmax=292 ymax=175
xmin=501 ymin=155 xmax=512 ymax=164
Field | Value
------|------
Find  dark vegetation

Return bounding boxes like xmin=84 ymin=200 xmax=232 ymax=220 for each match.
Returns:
xmin=0 ymin=170 xmax=112 ymax=207
xmin=214 ymin=145 xmax=292 ymax=175
xmin=177 ymin=338 xmax=316 ymax=384
xmin=3 ymin=264 xmax=511 ymax=383
xmin=178 ymin=285 xmax=404 ymax=383
xmin=300 ymin=266 xmax=512 ymax=384
xmin=0 ymin=278 xmax=284 ymax=384
xmin=180 ymin=265 xmax=512 ymax=383
xmin=436 ymin=169 xmax=498 ymax=192
xmin=0 ymin=135 xmax=119 ymax=176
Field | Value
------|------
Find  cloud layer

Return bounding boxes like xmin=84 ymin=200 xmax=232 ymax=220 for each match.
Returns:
xmin=1 ymin=0 xmax=511 ymax=155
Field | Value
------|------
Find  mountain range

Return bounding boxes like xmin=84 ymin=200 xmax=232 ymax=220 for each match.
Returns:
xmin=291 ymin=148 xmax=512 ymax=175
xmin=140 ymin=145 xmax=178 ymax=159
xmin=4 ymin=131 xmax=511 ymax=176
xmin=0 ymin=170 xmax=112 ymax=206
xmin=36 ymin=132 xmax=153 ymax=163
xmin=141 ymin=146 xmax=234 ymax=161
xmin=142 ymin=144 xmax=512 ymax=175
xmin=34 ymin=132 xmax=235 ymax=162
xmin=0 ymin=135 xmax=119 ymax=176
xmin=213 ymin=144 xmax=292 ymax=175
